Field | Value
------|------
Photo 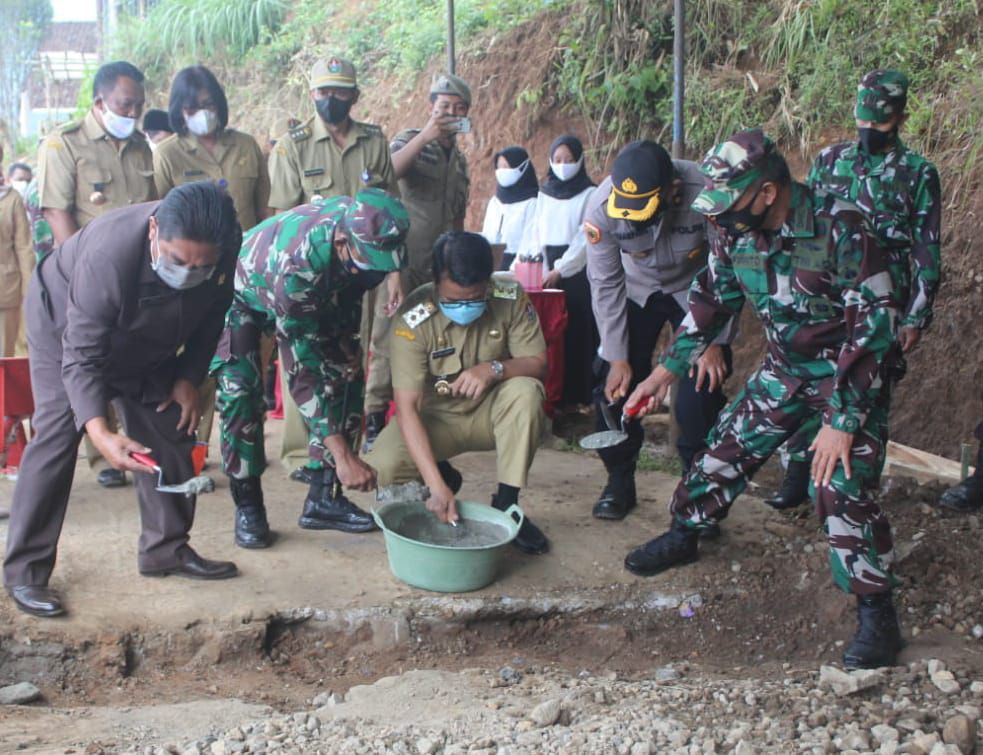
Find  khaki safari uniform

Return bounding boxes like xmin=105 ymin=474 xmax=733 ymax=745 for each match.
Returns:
xmin=367 ymin=279 xmax=546 ymax=489
xmin=364 ymin=130 xmax=470 ymax=414
xmin=37 ymin=109 xmax=157 ymax=470
xmin=37 ymin=110 xmax=156 ymax=227
xmin=153 ymin=129 xmax=271 ymax=232
xmin=153 ymin=128 xmax=272 ymax=448
xmin=267 ymin=114 xmax=398 ymax=464
xmin=0 ymin=187 xmax=34 ymax=356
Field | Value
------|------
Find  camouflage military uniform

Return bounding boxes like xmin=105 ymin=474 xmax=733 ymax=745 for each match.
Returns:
xmin=211 ymin=195 xmax=407 ymax=479
xmin=777 ymin=70 xmax=941 ymax=469
xmin=662 ymin=131 xmax=900 ymax=595
xmin=23 ymin=178 xmax=54 ymax=262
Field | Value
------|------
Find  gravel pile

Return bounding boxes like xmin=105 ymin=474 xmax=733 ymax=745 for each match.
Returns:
xmin=126 ymin=657 xmax=981 ymax=755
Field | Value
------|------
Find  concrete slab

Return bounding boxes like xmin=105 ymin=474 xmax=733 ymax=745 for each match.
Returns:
xmin=0 ymin=420 xmax=770 ymax=636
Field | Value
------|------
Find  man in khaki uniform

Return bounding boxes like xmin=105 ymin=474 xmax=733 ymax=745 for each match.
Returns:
xmin=0 ymin=178 xmax=33 ymax=356
xmin=37 ymin=60 xmax=156 ymax=488
xmin=363 ymin=73 xmax=472 ymax=449
xmin=366 ymin=231 xmax=550 ymax=555
xmin=267 ymin=57 xmax=400 ymax=472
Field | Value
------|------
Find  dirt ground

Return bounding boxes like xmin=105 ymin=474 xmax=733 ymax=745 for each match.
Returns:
xmin=0 ymin=416 xmax=980 ymax=751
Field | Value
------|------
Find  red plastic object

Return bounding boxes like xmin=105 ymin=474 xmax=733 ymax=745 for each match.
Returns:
xmin=0 ymin=357 xmax=33 ymax=473
xmin=129 ymin=451 xmax=160 ymax=470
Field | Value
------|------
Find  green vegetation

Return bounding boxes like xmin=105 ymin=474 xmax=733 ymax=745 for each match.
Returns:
xmin=553 ymin=0 xmax=981 ymax=160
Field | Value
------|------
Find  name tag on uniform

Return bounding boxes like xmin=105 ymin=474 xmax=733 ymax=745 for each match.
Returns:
xmin=732 ymin=253 xmax=766 ymax=270
xmin=184 ymin=170 xmax=206 ymax=177
xmin=430 ymin=346 xmax=456 ymax=359
xmin=304 ymin=168 xmax=325 ymax=177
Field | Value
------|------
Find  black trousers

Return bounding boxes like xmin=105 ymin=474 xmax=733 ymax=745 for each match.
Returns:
xmin=545 ymin=245 xmax=598 ymax=407
xmin=592 ymin=291 xmax=731 ymax=475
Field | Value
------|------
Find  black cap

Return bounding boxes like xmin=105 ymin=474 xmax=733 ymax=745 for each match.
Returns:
xmin=143 ymin=109 xmax=172 ymax=133
xmin=607 ymin=140 xmax=673 ymax=222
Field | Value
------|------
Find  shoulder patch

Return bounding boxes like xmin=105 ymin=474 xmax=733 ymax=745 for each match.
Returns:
xmin=394 ymin=327 xmax=417 ymax=341
xmin=491 ymin=279 xmax=519 ymax=300
xmin=362 ymin=123 xmax=383 ymax=134
xmin=584 ymin=221 xmax=602 ymax=244
xmin=402 ymin=301 xmax=437 ymax=329
xmin=289 ymin=126 xmax=312 ymax=143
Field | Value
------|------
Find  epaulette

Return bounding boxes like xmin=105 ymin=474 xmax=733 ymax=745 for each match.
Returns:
xmin=491 ymin=279 xmax=519 ymax=300
xmin=402 ymin=301 xmax=437 ymax=329
xmin=289 ymin=125 xmax=312 ymax=143
xmin=360 ymin=122 xmax=384 ymax=134
xmin=57 ymin=120 xmax=82 ymax=135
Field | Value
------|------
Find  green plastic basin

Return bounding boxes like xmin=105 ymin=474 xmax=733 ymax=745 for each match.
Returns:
xmin=372 ymin=500 xmax=524 ymax=593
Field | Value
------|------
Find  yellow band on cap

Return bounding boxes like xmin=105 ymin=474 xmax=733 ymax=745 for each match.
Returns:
xmin=606 ymin=190 xmax=662 ymax=222
xmin=611 ymin=184 xmax=660 ymax=200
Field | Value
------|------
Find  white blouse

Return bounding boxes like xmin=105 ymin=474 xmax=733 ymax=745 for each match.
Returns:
xmin=480 ymin=196 xmax=538 ymax=260
xmin=527 ymin=187 xmax=593 ymax=278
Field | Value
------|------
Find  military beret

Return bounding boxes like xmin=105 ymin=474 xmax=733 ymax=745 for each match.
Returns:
xmin=855 ymin=69 xmax=909 ymax=123
xmin=691 ymin=128 xmax=776 ymax=216
xmin=430 ymin=73 xmax=471 ymax=106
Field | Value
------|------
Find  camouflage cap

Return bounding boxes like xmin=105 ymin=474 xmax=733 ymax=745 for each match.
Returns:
xmin=341 ymin=188 xmax=409 ymax=272
xmin=691 ymin=128 xmax=776 ymax=216
xmin=309 ymin=57 xmax=357 ymax=89
xmin=430 ymin=72 xmax=471 ymax=106
xmin=855 ymin=69 xmax=909 ymax=123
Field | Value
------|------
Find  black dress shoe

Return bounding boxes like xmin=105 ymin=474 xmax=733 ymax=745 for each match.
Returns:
xmin=938 ymin=475 xmax=983 ymax=512
xmin=624 ymin=519 xmax=699 ymax=576
xmin=492 ymin=495 xmax=549 ymax=555
xmin=140 ymin=548 xmax=238 ymax=580
xmin=298 ymin=469 xmax=377 ymax=533
xmin=6 ymin=585 xmax=65 ymax=617
xmin=592 ymin=471 xmax=637 ymax=520
xmin=97 ymin=468 xmax=127 ymax=488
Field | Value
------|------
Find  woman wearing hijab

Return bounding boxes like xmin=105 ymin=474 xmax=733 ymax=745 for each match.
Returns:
xmin=530 ymin=135 xmax=598 ymax=407
xmin=480 ymin=146 xmax=538 ymax=270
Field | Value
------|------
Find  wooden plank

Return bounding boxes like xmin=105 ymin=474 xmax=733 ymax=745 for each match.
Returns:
xmin=884 ymin=440 xmax=972 ymax=484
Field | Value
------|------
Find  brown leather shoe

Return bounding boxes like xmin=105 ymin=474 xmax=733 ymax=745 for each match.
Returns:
xmin=6 ymin=585 xmax=65 ymax=617
xmin=140 ymin=547 xmax=238 ymax=580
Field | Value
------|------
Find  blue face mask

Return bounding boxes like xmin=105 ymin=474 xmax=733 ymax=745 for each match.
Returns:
xmin=439 ymin=299 xmax=486 ymax=327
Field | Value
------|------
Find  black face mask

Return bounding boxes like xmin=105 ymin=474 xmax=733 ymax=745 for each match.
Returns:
xmin=714 ymin=187 xmax=768 ymax=235
xmin=857 ymin=127 xmax=895 ymax=154
xmin=344 ymin=263 xmax=388 ymax=291
xmin=316 ymin=95 xmax=353 ymax=125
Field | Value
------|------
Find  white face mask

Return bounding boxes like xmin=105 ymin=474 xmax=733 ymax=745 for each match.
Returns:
xmin=550 ymin=156 xmax=583 ymax=182
xmin=495 ymin=160 xmax=528 ymax=188
xmin=10 ymin=180 xmax=28 ymax=197
xmin=100 ymin=103 xmax=136 ymax=140
xmin=186 ymin=109 xmax=219 ymax=137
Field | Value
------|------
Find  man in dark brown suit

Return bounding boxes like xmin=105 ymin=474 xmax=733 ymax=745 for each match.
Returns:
xmin=3 ymin=181 xmax=242 ymax=618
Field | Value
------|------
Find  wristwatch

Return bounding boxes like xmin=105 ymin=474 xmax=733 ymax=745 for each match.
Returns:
xmin=489 ymin=360 xmax=505 ymax=380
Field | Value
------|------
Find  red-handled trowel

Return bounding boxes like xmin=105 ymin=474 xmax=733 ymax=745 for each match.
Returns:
xmin=130 ymin=452 xmax=216 ymax=498
xmin=578 ymin=401 xmax=648 ymax=450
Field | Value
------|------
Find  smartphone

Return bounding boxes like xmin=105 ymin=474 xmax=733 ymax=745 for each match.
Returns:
xmin=452 ymin=117 xmax=472 ymax=133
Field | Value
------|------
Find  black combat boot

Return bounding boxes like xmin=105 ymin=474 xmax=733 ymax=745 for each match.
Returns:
xmin=842 ymin=592 xmax=904 ymax=669
xmin=298 ymin=468 xmax=377 ymax=533
xmin=437 ymin=460 xmax=463 ymax=494
xmin=230 ymin=476 xmax=272 ymax=549
xmin=764 ymin=459 xmax=811 ymax=510
xmin=938 ymin=475 xmax=983 ymax=512
xmin=361 ymin=411 xmax=387 ymax=454
xmin=492 ymin=489 xmax=549 ymax=555
xmin=624 ymin=518 xmax=699 ymax=576
xmin=592 ymin=463 xmax=637 ymax=520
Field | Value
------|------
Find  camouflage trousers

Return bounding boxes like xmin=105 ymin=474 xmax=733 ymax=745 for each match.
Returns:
xmin=671 ymin=361 xmax=895 ymax=595
xmin=211 ymin=304 xmax=363 ymax=480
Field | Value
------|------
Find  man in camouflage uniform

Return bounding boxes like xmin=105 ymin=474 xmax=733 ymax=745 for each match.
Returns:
xmin=363 ymin=72 xmax=472 ymax=451
xmin=267 ymin=56 xmax=401 ymax=472
xmin=621 ymin=130 xmax=904 ymax=670
xmin=211 ymin=189 xmax=409 ymax=549
xmin=766 ymin=69 xmax=942 ymax=510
